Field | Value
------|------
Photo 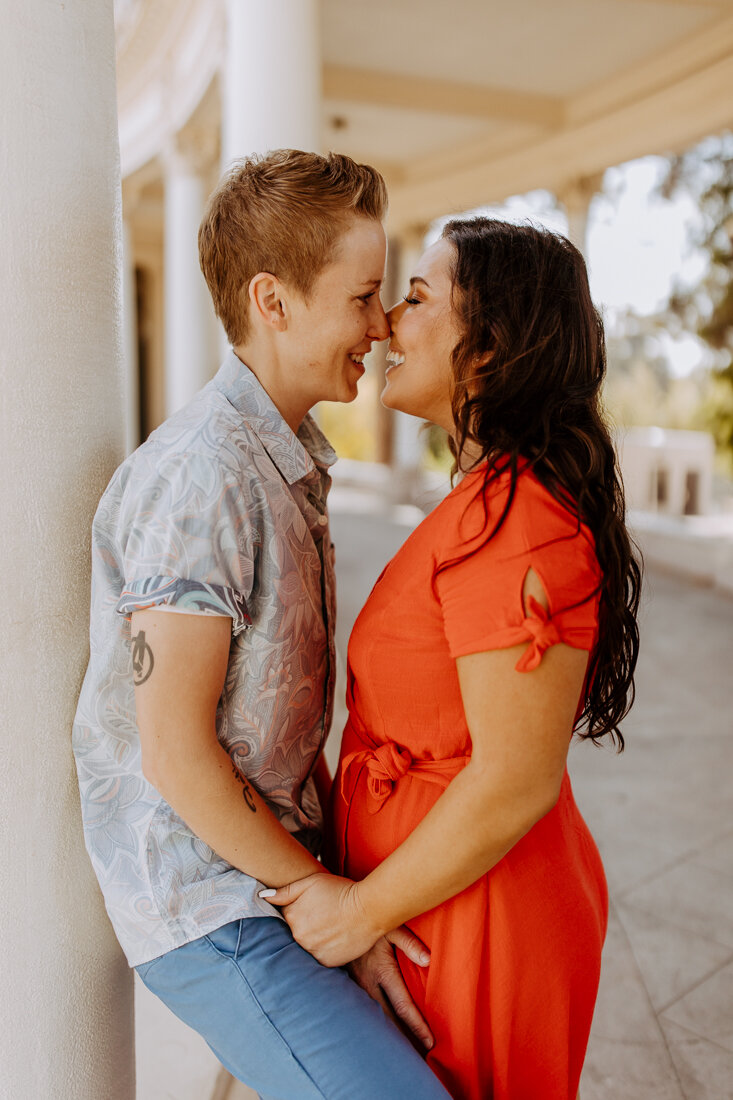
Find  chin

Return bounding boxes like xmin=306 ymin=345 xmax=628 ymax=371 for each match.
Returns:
xmin=328 ymin=386 xmax=358 ymax=406
xmin=380 ymin=380 xmax=395 ymax=408
xmin=380 ymin=382 xmax=410 ymax=416
xmin=322 ymin=379 xmax=359 ymax=405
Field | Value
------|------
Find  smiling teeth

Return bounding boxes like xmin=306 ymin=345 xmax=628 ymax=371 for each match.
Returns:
xmin=386 ymin=351 xmax=405 ymax=367
xmin=349 ymin=354 xmax=365 ymax=364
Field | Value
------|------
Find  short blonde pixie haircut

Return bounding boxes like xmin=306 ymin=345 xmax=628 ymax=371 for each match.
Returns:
xmin=199 ymin=149 xmax=388 ymax=346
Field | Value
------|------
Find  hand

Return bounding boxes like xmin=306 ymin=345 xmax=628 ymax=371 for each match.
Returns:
xmin=261 ymin=872 xmax=388 ymax=968
xmin=349 ymin=933 xmax=434 ymax=1052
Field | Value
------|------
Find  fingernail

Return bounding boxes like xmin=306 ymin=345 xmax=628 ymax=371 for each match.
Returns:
xmin=424 ymin=1037 xmax=434 ymax=1050
xmin=419 ymin=951 xmax=430 ymax=965
xmin=258 ymin=889 xmax=277 ymax=898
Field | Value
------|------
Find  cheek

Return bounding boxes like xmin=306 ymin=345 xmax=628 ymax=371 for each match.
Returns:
xmin=425 ymin=357 xmax=452 ymax=399
xmin=399 ymin=313 xmax=421 ymax=345
xmin=333 ymin=311 xmax=365 ymax=350
xmin=403 ymin=308 xmax=444 ymax=350
xmin=315 ymin=325 xmax=349 ymax=360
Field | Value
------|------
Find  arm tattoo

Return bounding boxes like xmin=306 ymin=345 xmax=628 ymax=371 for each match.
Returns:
xmin=232 ymin=765 xmax=257 ymax=813
xmin=131 ymin=629 xmax=154 ymax=685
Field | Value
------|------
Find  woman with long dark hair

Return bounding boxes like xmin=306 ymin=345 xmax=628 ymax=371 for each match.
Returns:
xmin=265 ymin=217 xmax=641 ymax=1099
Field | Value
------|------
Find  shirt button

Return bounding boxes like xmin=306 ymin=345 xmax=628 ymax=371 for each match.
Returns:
xmin=317 ymin=514 xmax=328 ymax=526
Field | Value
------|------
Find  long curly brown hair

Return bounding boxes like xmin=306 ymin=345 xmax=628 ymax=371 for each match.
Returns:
xmin=441 ymin=216 xmax=641 ymax=749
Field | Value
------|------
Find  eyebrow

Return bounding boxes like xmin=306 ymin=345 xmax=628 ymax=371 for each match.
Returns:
xmin=409 ymin=276 xmax=431 ymax=288
xmin=359 ymin=278 xmax=382 ymax=289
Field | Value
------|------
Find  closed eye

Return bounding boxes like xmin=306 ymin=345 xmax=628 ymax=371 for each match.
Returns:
xmin=403 ymin=295 xmax=420 ymax=305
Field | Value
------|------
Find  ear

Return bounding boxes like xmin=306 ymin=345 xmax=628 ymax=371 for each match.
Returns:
xmin=248 ymin=272 xmax=288 ymax=331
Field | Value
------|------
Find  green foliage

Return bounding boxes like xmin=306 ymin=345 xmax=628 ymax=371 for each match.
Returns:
xmin=702 ymin=365 xmax=733 ymax=476
xmin=658 ymin=134 xmax=733 ymax=458
xmin=604 ymin=312 xmax=712 ymax=438
xmin=423 ymin=423 xmax=452 ymax=473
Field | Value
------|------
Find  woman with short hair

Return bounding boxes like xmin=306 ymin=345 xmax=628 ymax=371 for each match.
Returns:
xmin=73 ymin=149 xmax=451 ymax=1100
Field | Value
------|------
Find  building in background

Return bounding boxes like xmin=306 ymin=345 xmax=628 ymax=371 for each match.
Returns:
xmin=620 ymin=427 xmax=715 ymax=518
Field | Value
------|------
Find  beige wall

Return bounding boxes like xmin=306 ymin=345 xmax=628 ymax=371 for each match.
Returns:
xmin=0 ymin=1 xmax=134 ymax=1096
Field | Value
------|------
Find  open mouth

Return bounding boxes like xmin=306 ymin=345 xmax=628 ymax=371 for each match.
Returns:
xmin=385 ymin=350 xmax=405 ymax=368
xmin=348 ymin=353 xmax=366 ymax=367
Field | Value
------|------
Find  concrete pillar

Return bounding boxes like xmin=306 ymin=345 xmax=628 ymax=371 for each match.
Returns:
xmin=371 ymin=236 xmax=401 ymax=465
xmin=391 ymin=226 xmax=430 ymax=497
xmin=122 ymin=219 xmax=140 ymax=454
xmin=0 ymin=2 xmax=134 ymax=1098
xmin=163 ymin=139 xmax=217 ymax=415
xmin=558 ymin=172 xmax=604 ymax=257
xmin=222 ymin=0 xmax=321 ymax=164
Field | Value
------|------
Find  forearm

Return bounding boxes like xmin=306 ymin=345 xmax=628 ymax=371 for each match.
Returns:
xmin=358 ymin=763 xmax=557 ymax=934
xmin=359 ymin=640 xmax=584 ymax=933
xmin=149 ymin=728 xmax=323 ymax=887
xmin=263 ymin=763 xmax=557 ymax=965
xmin=266 ymin=643 xmax=582 ymax=966
xmin=131 ymin=610 xmax=323 ymax=887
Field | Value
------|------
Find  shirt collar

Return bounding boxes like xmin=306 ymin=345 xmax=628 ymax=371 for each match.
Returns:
xmin=212 ymin=351 xmax=337 ymax=484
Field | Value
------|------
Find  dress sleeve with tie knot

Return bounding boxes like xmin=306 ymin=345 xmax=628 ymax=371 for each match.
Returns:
xmin=434 ymin=467 xmax=602 ymax=670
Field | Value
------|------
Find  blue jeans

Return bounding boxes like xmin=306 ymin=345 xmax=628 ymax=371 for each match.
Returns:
xmin=136 ymin=917 xmax=451 ymax=1100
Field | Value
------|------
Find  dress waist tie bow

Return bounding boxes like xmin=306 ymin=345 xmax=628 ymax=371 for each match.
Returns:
xmin=337 ymin=722 xmax=470 ymax=874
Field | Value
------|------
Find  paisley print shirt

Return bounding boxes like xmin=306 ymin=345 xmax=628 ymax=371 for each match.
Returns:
xmin=72 ymin=352 xmax=337 ymax=967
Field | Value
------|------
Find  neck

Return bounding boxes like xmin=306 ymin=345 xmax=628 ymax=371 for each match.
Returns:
xmin=232 ymin=343 xmax=310 ymax=433
xmin=452 ymin=434 xmax=485 ymax=473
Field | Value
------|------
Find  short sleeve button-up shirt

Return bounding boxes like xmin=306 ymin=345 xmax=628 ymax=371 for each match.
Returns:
xmin=72 ymin=352 xmax=337 ymax=967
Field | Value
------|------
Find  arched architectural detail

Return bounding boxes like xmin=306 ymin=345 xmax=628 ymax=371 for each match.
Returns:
xmin=116 ymin=0 xmax=225 ymax=177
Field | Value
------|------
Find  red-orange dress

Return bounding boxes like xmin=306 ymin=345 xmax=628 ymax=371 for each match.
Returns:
xmin=330 ymin=464 xmax=609 ymax=1100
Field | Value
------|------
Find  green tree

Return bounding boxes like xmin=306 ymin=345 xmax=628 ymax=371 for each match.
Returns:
xmin=604 ymin=309 xmax=711 ymax=434
xmin=658 ymin=134 xmax=733 ymax=464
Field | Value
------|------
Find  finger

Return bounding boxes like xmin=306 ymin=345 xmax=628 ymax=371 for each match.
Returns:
xmin=370 ymin=986 xmax=395 ymax=1021
xmin=379 ymin=969 xmax=434 ymax=1050
xmin=257 ymin=874 xmax=317 ymax=907
xmin=257 ymin=884 xmax=292 ymax=906
xmin=385 ymin=925 xmax=430 ymax=967
xmin=352 ymin=975 xmax=404 ymax=1034
xmin=347 ymin=961 xmax=379 ymax=999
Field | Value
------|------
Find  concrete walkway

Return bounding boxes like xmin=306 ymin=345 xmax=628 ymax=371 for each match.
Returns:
xmin=569 ymin=566 xmax=733 ymax=1099
xmin=146 ymin=489 xmax=733 ymax=1100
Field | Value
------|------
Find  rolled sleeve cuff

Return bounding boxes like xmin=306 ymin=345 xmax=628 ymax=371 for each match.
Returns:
xmin=115 ymin=575 xmax=252 ymax=636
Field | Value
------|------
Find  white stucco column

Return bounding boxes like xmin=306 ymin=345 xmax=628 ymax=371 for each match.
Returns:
xmin=391 ymin=226 xmax=430 ymax=496
xmin=558 ymin=172 xmax=604 ymax=257
xmin=0 ymin=2 xmax=134 ymax=1099
xmin=122 ymin=219 xmax=140 ymax=454
xmin=164 ymin=140 xmax=218 ymax=415
xmin=222 ymin=0 xmax=321 ymax=164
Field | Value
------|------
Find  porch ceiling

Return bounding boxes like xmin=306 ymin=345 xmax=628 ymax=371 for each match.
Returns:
xmin=115 ymin=0 xmax=733 ymax=230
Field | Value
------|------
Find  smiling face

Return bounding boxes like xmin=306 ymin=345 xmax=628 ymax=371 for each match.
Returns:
xmin=383 ymin=237 xmax=462 ymax=433
xmin=284 ymin=216 xmax=390 ymax=407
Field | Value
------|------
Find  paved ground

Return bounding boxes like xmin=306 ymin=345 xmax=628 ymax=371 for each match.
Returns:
xmin=151 ymin=488 xmax=733 ymax=1100
xmin=569 ymin=567 xmax=733 ymax=1099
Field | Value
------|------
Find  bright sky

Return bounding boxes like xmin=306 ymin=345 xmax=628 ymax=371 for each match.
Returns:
xmin=589 ymin=157 xmax=709 ymax=376
xmin=430 ymin=155 xmax=711 ymax=378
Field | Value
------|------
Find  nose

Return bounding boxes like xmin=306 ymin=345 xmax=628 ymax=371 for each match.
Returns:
xmin=386 ymin=299 xmax=407 ymax=330
xmin=367 ymin=297 xmax=390 ymax=341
